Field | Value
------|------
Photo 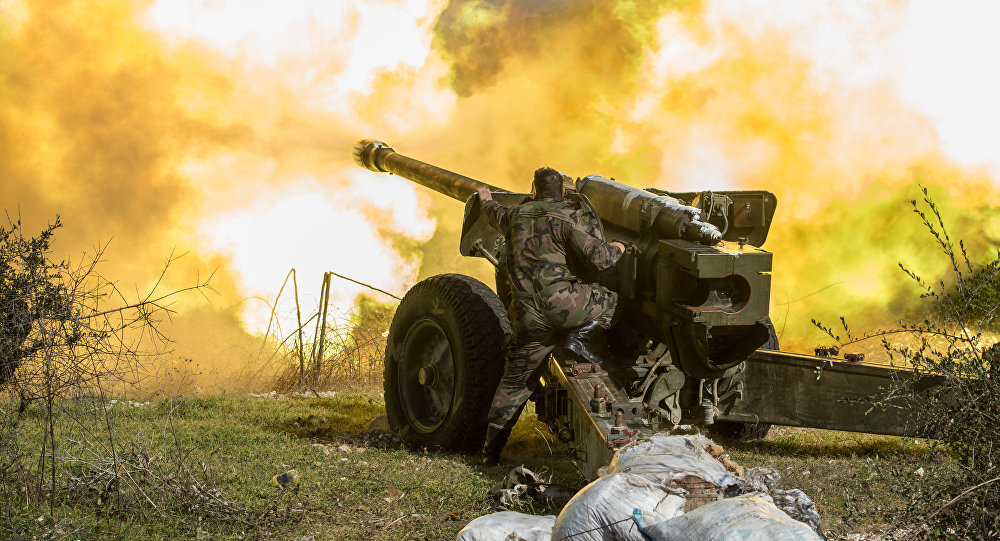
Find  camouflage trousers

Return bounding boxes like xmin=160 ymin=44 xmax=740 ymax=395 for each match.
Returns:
xmin=487 ymin=281 xmax=617 ymax=431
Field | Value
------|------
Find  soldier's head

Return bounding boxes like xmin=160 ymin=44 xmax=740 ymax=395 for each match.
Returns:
xmin=532 ymin=167 xmax=564 ymax=200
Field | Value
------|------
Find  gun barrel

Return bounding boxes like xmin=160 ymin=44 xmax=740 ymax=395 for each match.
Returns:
xmin=354 ymin=139 xmax=502 ymax=201
xmin=577 ymin=175 xmax=722 ymax=245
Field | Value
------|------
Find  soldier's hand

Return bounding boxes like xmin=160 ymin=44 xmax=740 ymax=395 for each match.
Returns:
xmin=610 ymin=241 xmax=625 ymax=253
xmin=477 ymin=187 xmax=493 ymax=202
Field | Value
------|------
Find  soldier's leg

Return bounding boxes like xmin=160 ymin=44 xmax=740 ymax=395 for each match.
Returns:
xmin=569 ymin=283 xmax=618 ymax=329
xmin=488 ymin=298 xmax=552 ymax=431
xmin=547 ymin=283 xmax=618 ymax=364
xmin=486 ymin=339 xmax=554 ymax=432
xmin=483 ymin=339 xmax=554 ymax=465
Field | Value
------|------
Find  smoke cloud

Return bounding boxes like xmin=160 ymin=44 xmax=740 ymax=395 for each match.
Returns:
xmin=0 ymin=0 xmax=438 ymax=390
xmin=1 ymin=0 xmax=997 ymax=390
xmin=421 ymin=0 xmax=1000 ymax=353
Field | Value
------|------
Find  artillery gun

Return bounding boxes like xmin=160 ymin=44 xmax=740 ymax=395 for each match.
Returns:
xmin=355 ymin=139 xmax=926 ymax=479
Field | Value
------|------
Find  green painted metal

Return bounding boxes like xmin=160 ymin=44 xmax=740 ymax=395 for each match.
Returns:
xmin=716 ymin=351 xmax=936 ymax=436
xmin=354 ymin=139 xmax=925 ymax=479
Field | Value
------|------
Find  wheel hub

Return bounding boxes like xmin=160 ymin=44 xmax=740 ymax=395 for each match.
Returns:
xmin=397 ymin=318 xmax=456 ymax=434
xmin=417 ymin=365 xmax=439 ymax=387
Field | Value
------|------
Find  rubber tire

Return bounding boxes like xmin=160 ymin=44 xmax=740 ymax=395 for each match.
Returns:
xmin=712 ymin=419 xmax=772 ymax=441
xmin=384 ymin=274 xmax=510 ymax=453
xmin=712 ymin=317 xmax=778 ymax=441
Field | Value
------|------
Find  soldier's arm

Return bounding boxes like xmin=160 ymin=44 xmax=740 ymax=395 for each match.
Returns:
xmin=479 ymin=195 xmax=510 ymax=232
xmin=565 ymin=217 xmax=623 ymax=271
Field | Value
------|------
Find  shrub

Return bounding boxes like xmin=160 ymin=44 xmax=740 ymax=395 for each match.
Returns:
xmin=816 ymin=188 xmax=1000 ymax=538
xmin=0 ymin=216 xmax=241 ymax=537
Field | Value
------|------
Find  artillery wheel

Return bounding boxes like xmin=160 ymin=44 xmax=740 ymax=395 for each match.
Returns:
xmin=713 ymin=418 xmax=772 ymax=441
xmin=712 ymin=317 xmax=778 ymax=441
xmin=384 ymin=274 xmax=509 ymax=452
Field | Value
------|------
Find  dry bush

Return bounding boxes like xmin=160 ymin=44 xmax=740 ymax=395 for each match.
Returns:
xmin=0 ymin=216 xmax=282 ymax=537
xmin=815 ymin=188 xmax=1000 ymax=538
xmin=273 ymin=296 xmax=394 ymax=391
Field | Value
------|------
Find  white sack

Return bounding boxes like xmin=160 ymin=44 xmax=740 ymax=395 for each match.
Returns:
xmin=772 ymin=489 xmax=822 ymax=534
xmin=603 ymin=434 xmax=739 ymax=488
xmin=642 ymin=493 xmax=821 ymax=541
xmin=743 ymin=466 xmax=781 ymax=492
xmin=457 ymin=511 xmax=556 ymax=541
xmin=550 ymin=472 xmax=685 ymax=541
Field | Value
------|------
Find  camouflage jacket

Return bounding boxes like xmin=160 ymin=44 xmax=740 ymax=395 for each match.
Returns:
xmin=481 ymin=197 xmax=623 ymax=299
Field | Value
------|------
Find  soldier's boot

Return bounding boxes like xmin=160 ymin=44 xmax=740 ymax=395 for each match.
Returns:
xmin=563 ymin=321 xmax=607 ymax=366
xmin=483 ymin=425 xmax=512 ymax=467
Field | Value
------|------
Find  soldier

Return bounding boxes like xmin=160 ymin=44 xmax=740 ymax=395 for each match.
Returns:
xmin=477 ymin=167 xmax=625 ymax=466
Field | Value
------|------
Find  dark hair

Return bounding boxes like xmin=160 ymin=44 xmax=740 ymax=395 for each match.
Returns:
xmin=533 ymin=167 xmax=564 ymax=199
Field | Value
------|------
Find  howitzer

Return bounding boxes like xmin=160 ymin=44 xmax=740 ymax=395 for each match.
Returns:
xmin=355 ymin=139 xmax=931 ymax=479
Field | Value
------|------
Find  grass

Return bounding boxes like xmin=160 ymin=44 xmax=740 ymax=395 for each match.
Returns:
xmin=725 ymin=426 xmax=946 ymax=537
xmin=2 ymin=392 xmax=945 ymax=540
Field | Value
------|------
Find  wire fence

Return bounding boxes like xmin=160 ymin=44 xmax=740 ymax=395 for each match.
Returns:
xmin=265 ymin=269 xmax=397 ymax=392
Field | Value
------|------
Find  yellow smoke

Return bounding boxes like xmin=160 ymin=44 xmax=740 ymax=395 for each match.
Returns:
xmin=0 ymin=0 xmax=439 ymax=390
xmin=1 ymin=0 xmax=997 ymax=392
xmin=417 ymin=0 xmax=1000 ymax=353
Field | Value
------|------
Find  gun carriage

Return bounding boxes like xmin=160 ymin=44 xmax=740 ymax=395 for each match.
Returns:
xmin=355 ymin=139 xmax=928 ymax=479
